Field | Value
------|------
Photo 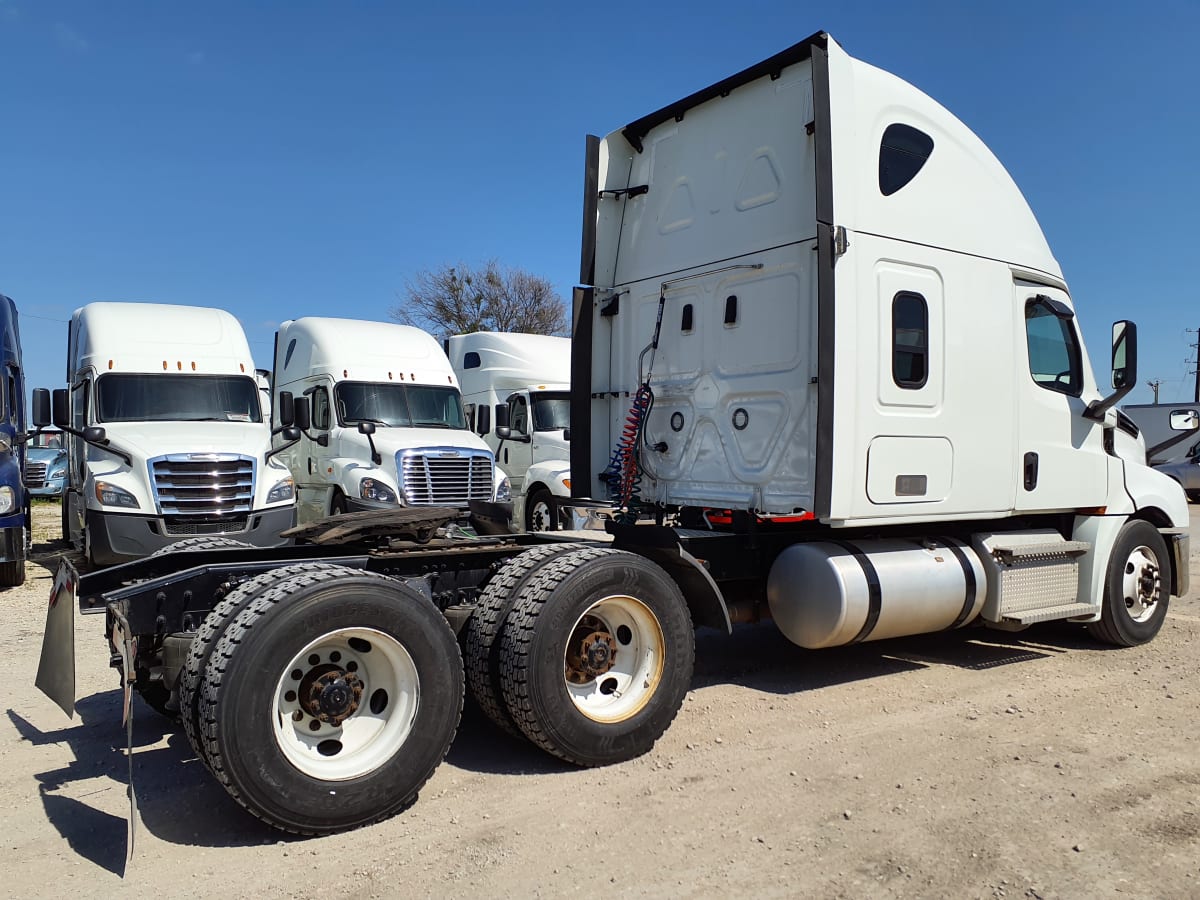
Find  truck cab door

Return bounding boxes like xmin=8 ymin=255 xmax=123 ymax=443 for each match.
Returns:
xmin=1014 ymin=288 xmax=1108 ymax=511
xmin=501 ymin=392 xmax=534 ymax=495
xmin=295 ymin=383 xmax=333 ymax=521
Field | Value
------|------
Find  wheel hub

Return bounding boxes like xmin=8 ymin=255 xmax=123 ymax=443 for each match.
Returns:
xmin=566 ymin=616 xmax=617 ymax=684
xmin=1137 ymin=564 xmax=1158 ymax=600
xmin=299 ymin=664 xmax=364 ymax=726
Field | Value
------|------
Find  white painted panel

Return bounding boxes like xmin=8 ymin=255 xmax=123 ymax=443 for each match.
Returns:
xmin=866 ymin=436 xmax=952 ymax=503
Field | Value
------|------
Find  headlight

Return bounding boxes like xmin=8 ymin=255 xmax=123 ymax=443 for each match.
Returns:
xmin=266 ymin=476 xmax=295 ymax=504
xmin=48 ymin=465 xmax=67 ymax=479
xmin=0 ymin=486 xmax=14 ymax=515
xmin=495 ymin=474 xmax=511 ymax=503
xmin=360 ymin=477 xmax=397 ymax=503
xmin=95 ymin=481 xmax=139 ymax=509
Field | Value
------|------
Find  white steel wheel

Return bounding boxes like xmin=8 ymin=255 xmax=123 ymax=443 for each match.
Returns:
xmin=563 ymin=594 xmax=665 ymax=724
xmin=1120 ymin=544 xmax=1161 ymax=624
xmin=273 ymin=627 xmax=420 ymax=780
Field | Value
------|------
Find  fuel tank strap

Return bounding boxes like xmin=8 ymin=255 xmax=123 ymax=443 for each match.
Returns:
xmin=942 ymin=538 xmax=979 ymax=629
xmin=825 ymin=540 xmax=882 ymax=644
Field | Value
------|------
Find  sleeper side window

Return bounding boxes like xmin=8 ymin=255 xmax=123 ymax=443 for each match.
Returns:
xmin=879 ymin=124 xmax=934 ymax=196
xmin=1025 ymin=298 xmax=1083 ymax=397
xmin=892 ymin=292 xmax=928 ymax=389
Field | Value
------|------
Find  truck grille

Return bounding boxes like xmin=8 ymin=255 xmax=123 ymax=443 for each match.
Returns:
xmin=149 ymin=454 xmax=255 ymax=518
xmin=24 ymin=461 xmax=48 ymax=488
xmin=398 ymin=448 xmax=493 ymax=507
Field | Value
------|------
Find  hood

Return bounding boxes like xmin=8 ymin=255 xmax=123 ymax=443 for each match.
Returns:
xmin=96 ymin=420 xmax=272 ymax=462
xmin=27 ymin=447 xmax=67 ymax=466
xmin=343 ymin=426 xmax=494 ymax=458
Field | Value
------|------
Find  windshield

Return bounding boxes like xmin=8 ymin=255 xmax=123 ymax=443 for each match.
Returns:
xmin=96 ymin=374 xmax=264 ymax=423
xmin=334 ymin=382 xmax=466 ymax=430
xmin=532 ymin=393 xmax=570 ymax=432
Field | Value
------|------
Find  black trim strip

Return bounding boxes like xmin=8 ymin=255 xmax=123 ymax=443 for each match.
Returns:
xmin=569 ymin=286 xmax=594 ymax=499
xmin=580 ymin=135 xmax=600 ymax=286
xmin=608 ymin=236 xmax=819 ymax=294
xmin=621 ymin=32 xmax=828 ymax=153
xmin=851 ymin=228 xmax=1062 ymax=284
xmin=812 ymin=43 xmax=836 ymax=518
xmin=827 ymin=539 xmax=881 ymax=644
xmin=943 ymin=538 xmax=979 ymax=629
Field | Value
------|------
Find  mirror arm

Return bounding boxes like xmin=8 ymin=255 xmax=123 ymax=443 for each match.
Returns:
xmin=266 ymin=434 xmax=301 ymax=463
xmin=366 ymin=432 xmax=382 ymax=466
xmin=55 ymin=424 xmax=133 ymax=466
xmin=1083 ymin=385 xmax=1131 ymax=423
xmin=1146 ymin=429 xmax=1198 ymax=464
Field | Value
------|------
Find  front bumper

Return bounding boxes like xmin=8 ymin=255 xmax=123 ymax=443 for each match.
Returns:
xmin=87 ymin=505 xmax=297 ymax=566
xmin=30 ymin=478 xmax=65 ymax=498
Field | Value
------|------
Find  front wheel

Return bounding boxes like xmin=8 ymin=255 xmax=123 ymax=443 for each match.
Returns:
xmin=524 ymin=487 xmax=566 ymax=532
xmin=198 ymin=570 xmax=464 ymax=833
xmin=0 ymin=558 xmax=25 ymax=588
xmin=498 ymin=548 xmax=694 ymax=766
xmin=1087 ymin=520 xmax=1170 ymax=647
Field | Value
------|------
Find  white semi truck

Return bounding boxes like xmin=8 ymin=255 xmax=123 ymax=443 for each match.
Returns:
xmin=271 ymin=317 xmax=511 ymax=523
xmin=47 ymin=302 xmax=297 ymax=567
xmin=447 ymin=331 xmax=572 ymax=530
xmin=35 ymin=32 xmax=1191 ymax=839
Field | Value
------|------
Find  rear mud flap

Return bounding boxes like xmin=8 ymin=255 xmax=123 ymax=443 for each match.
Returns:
xmin=35 ymin=562 xmax=77 ymax=718
xmin=110 ymin=607 xmax=139 ymax=860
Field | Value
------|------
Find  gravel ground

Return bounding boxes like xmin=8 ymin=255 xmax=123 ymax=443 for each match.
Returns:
xmin=2 ymin=501 xmax=1198 ymax=898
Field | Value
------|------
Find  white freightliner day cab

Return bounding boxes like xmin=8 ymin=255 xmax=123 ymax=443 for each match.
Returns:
xmin=43 ymin=302 xmax=297 ymax=567
xmin=447 ymin=331 xmax=573 ymax=531
xmin=33 ymin=33 xmax=1192 ymax=841
xmin=271 ymin=317 xmax=512 ymax=522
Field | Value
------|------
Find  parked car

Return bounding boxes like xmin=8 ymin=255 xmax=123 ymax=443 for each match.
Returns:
xmin=25 ymin=430 xmax=66 ymax=498
xmin=1153 ymin=440 xmax=1200 ymax=502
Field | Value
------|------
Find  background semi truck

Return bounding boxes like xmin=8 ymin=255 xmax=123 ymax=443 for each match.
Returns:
xmin=50 ymin=302 xmax=297 ymax=566
xmin=272 ymin=317 xmax=511 ymax=523
xmin=447 ymin=331 xmax=572 ymax=530
xmin=0 ymin=293 xmax=27 ymax=586
xmin=34 ymin=32 xmax=1192 ymax=838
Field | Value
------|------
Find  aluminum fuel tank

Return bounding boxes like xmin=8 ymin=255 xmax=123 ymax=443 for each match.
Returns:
xmin=767 ymin=538 xmax=986 ymax=649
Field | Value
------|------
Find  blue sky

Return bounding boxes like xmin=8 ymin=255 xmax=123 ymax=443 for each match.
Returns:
xmin=2 ymin=1 xmax=1198 ymax=407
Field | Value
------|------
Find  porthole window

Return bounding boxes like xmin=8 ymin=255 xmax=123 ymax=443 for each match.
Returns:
xmin=463 ymin=352 xmax=481 ymax=369
xmin=879 ymin=124 xmax=934 ymax=196
xmin=892 ymin=292 xmax=928 ymax=389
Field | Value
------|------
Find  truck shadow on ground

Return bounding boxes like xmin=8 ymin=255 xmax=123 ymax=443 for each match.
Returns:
xmin=7 ymin=618 xmax=1108 ymax=862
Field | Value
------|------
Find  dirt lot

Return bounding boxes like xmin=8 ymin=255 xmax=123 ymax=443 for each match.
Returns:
xmin=2 ymin=502 xmax=1198 ymax=899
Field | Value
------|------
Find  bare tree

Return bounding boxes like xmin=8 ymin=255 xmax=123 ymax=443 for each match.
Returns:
xmin=391 ymin=261 xmax=568 ymax=338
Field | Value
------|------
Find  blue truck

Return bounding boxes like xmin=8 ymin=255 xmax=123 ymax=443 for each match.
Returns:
xmin=0 ymin=293 xmax=27 ymax=586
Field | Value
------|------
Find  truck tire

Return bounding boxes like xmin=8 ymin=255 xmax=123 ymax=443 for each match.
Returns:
xmin=498 ymin=548 xmax=694 ymax=767
xmin=198 ymin=568 xmax=463 ymax=834
xmin=524 ymin=487 xmax=565 ymax=532
xmin=0 ymin=558 xmax=25 ymax=587
xmin=464 ymin=543 xmax=589 ymax=736
xmin=150 ymin=536 xmax=253 ymax=556
xmin=179 ymin=563 xmax=364 ymax=770
xmin=1086 ymin=520 xmax=1170 ymax=647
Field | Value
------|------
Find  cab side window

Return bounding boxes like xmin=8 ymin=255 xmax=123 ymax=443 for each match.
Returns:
xmin=1025 ymin=298 xmax=1082 ymax=397
xmin=509 ymin=395 xmax=529 ymax=436
xmin=310 ymin=386 xmax=331 ymax=430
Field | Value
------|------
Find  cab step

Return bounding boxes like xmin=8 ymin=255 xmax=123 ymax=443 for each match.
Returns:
xmin=1001 ymin=602 xmax=1095 ymax=625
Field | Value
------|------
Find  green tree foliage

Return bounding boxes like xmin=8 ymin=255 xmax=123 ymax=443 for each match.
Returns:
xmin=391 ymin=261 xmax=568 ymax=338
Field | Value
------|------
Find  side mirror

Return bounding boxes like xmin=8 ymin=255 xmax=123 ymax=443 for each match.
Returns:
xmin=32 ymin=389 xmax=51 ymax=428
xmin=52 ymin=389 xmax=69 ymax=431
xmin=292 ymin=396 xmax=311 ymax=431
xmin=476 ymin=404 xmax=491 ymax=436
xmin=563 ymin=427 xmax=571 ymax=442
xmin=277 ymin=391 xmax=295 ymax=428
xmin=496 ymin=425 xmax=512 ymax=440
xmin=1111 ymin=320 xmax=1137 ymax=390
xmin=495 ymin=403 xmax=510 ymax=429
xmin=83 ymin=425 xmax=107 ymax=444
xmin=358 ymin=421 xmax=376 ymax=435
xmin=1169 ymin=410 xmax=1200 ymax=432
xmin=281 ymin=426 xmax=301 ymax=442
xmin=316 ymin=433 xmax=330 ymax=447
